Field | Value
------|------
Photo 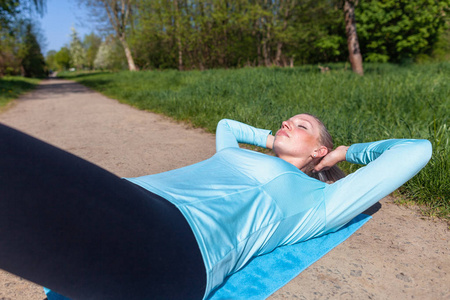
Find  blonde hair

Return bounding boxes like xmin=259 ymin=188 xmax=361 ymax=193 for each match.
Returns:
xmin=304 ymin=113 xmax=346 ymax=183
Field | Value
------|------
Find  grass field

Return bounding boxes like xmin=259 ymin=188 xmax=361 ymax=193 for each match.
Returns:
xmin=0 ymin=76 xmax=40 ymax=111
xmin=59 ymin=63 xmax=449 ymax=219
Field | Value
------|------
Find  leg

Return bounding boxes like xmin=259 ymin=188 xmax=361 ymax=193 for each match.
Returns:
xmin=0 ymin=124 xmax=206 ymax=299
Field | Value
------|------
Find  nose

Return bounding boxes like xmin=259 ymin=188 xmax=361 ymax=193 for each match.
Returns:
xmin=282 ymin=120 xmax=292 ymax=130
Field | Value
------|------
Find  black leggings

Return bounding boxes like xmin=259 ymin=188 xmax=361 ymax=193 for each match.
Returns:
xmin=0 ymin=124 xmax=206 ymax=300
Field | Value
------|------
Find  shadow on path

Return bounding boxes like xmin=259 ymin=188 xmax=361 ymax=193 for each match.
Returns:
xmin=20 ymin=80 xmax=92 ymax=101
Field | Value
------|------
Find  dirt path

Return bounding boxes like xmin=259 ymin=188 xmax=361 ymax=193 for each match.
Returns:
xmin=0 ymin=79 xmax=448 ymax=300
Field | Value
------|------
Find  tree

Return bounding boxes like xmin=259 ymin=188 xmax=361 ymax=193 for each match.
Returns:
xmin=18 ymin=21 xmax=46 ymax=77
xmin=0 ymin=0 xmax=46 ymax=77
xmin=277 ymin=0 xmax=346 ymax=65
xmin=45 ymin=49 xmax=57 ymax=71
xmin=431 ymin=27 xmax=450 ymax=61
xmin=0 ymin=1 xmax=19 ymax=30
xmin=93 ymin=38 xmax=116 ymax=70
xmin=356 ymin=0 xmax=450 ymax=63
xmin=19 ymin=0 xmax=45 ymax=15
xmin=172 ymin=0 xmax=183 ymax=70
xmin=343 ymin=0 xmax=363 ymax=75
xmin=54 ymin=47 xmax=71 ymax=70
xmin=79 ymin=0 xmax=138 ymax=71
xmin=84 ymin=0 xmax=448 ymax=70
xmin=94 ymin=35 xmax=127 ymax=70
xmin=274 ymin=0 xmax=297 ymax=66
xmin=83 ymin=32 xmax=102 ymax=70
xmin=0 ymin=27 xmax=20 ymax=76
xmin=1 ymin=0 xmax=45 ymax=29
xmin=93 ymin=40 xmax=111 ymax=69
xmin=69 ymin=27 xmax=86 ymax=70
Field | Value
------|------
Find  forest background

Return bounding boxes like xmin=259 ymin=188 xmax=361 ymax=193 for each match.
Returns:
xmin=0 ymin=0 xmax=449 ymax=75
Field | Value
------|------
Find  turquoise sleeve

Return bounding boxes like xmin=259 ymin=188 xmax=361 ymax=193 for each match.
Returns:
xmin=215 ymin=119 xmax=272 ymax=152
xmin=324 ymin=139 xmax=432 ymax=233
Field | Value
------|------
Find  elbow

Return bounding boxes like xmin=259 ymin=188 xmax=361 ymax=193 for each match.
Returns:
xmin=416 ymin=139 xmax=433 ymax=166
xmin=402 ymin=139 xmax=432 ymax=174
xmin=216 ymin=119 xmax=231 ymax=130
xmin=389 ymin=139 xmax=433 ymax=178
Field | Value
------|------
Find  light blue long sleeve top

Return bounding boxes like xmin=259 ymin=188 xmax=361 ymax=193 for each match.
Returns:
xmin=125 ymin=119 xmax=432 ymax=299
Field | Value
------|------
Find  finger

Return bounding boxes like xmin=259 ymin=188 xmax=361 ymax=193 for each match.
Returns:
xmin=314 ymin=163 xmax=330 ymax=172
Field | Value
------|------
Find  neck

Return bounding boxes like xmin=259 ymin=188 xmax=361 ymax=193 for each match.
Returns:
xmin=277 ymin=154 xmax=313 ymax=172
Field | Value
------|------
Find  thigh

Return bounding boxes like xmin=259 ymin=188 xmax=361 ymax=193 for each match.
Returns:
xmin=0 ymin=123 xmax=206 ymax=300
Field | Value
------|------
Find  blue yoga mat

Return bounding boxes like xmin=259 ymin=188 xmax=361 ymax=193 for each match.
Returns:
xmin=45 ymin=214 xmax=371 ymax=300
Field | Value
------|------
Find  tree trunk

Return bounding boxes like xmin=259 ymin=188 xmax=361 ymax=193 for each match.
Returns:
xmin=102 ymin=0 xmax=138 ymax=71
xmin=119 ymin=36 xmax=138 ymax=71
xmin=177 ymin=35 xmax=183 ymax=71
xmin=173 ymin=0 xmax=183 ymax=71
xmin=263 ymin=37 xmax=271 ymax=66
xmin=257 ymin=38 xmax=263 ymax=66
xmin=262 ymin=17 xmax=271 ymax=67
xmin=254 ymin=18 xmax=263 ymax=66
xmin=275 ymin=42 xmax=282 ymax=66
xmin=344 ymin=0 xmax=363 ymax=76
xmin=275 ymin=0 xmax=293 ymax=67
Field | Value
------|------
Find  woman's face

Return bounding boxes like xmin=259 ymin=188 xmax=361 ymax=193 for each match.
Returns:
xmin=273 ymin=114 xmax=323 ymax=167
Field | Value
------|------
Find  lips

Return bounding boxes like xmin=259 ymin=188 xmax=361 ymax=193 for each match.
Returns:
xmin=276 ymin=130 xmax=289 ymax=137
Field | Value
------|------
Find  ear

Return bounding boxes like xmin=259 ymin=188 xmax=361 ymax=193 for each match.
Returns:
xmin=314 ymin=146 xmax=329 ymax=158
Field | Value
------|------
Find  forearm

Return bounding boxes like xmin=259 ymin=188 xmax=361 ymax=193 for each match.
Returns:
xmin=332 ymin=145 xmax=349 ymax=164
xmin=323 ymin=139 xmax=432 ymax=232
xmin=314 ymin=145 xmax=349 ymax=172
xmin=216 ymin=119 xmax=272 ymax=151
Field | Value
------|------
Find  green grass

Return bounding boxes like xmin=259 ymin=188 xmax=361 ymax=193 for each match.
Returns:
xmin=59 ymin=63 xmax=450 ymax=220
xmin=0 ymin=76 xmax=40 ymax=110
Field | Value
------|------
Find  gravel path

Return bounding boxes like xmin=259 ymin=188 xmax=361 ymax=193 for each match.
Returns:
xmin=1 ymin=79 xmax=448 ymax=300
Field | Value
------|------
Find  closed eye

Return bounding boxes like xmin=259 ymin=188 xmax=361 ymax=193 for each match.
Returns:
xmin=298 ymin=125 xmax=307 ymax=129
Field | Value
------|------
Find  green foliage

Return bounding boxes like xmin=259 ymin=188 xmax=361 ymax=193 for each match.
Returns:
xmin=44 ymin=30 xmax=102 ymax=72
xmin=0 ymin=0 xmax=45 ymax=32
xmin=1 ymin=0 xmax=47 ymax=76
xmin=54 ymin=47 xmax=71 ymax=70
xmin=0 ymin=26 xmax=20 ymax=75
xmin=79 ymin=0 xmax=450 ymax=70
xmin=288 ymin=0 xmax=346 ymax=64
xmin=83 ymin=32 xmax=102 ymax=70
xmin=356 ymin=0 xmax=450 ymax=62
xmin=60 ymin=63 xmax=450 ymax=218
xmin=94 ymin=40 xmax=112 ymax=70
xmin=18 ymin=22 xmax=46 ymax=77
xmin=45 ymin=50 xmax=57 ymax=71
xmin=0 ymin=0 xmax=20 ymax=30
xmin=0 ymin=76 xmax=39 ymax=109
xmin=93 ymin=36 xmax=127 ymax=71
xmin=129 ymin=0 xmax=349 ymax=70
xmin=0 ymin=19 xmax=46 ymax=77
xmin=69 ymin=27 xmax=86 ymax=70
xmin=431 ymin=28 xmax=450 ymax=61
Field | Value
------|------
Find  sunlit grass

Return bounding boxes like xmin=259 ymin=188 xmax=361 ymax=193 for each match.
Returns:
xmin=59 ymin=63 xmax=450 ymax=220
xmin=0 ymin=76 xmax=40 ymax=110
